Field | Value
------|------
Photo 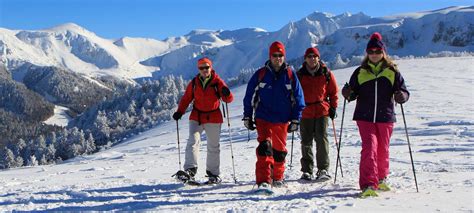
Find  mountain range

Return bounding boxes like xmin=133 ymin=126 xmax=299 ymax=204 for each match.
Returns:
xmin=1 ymin=6 xmax=473 ymax=81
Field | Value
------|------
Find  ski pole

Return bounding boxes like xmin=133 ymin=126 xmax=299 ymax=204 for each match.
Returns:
xmin=176 ymin=120 xmax=182 ymax=170
xmin=225 ymin=102 xmax=238 ymax=183
xmin=289 ymin=131 xmax=294 ymax=169
xmin=400 ymin=104 xmax=419 ymax=192
xmin=334 ymin=99 xmax=346 ymax=184
xmin=331 ymin=119 xmax=343 ymax=177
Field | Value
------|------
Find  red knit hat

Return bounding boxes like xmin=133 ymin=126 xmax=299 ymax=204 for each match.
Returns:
xmin=197 ymin=57 xmax=212 ymax=68
xmin=304 ymin=47 xmax=320 ymax=58
xmin=366 ymin=32 xmax=385 ymax=51
xmin=269 ymin=41 xmax=286 ymax=58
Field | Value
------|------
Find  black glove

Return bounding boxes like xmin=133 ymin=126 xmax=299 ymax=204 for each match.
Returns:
xmin=342 ymin=83 xmax=357 ymax=102
xmin=221 ymin=86 xmax=231 ymax=97
xmin=287 ymin=120 xmax=299 ymax=133
xmin=329 ymin=107 xmax=337 ymax=120
xmin=341 ymin=83 xmax=352 ymax=100
xmin=243 ymin=117 xmax=256 ymax=130
xmin=172 ymin=112 xmax=183 ymax=120
xmin=394 ymin=90 xmax=408 ymax=104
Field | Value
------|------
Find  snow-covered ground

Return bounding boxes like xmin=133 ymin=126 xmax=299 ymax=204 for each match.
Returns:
xmin=0 ymin=57 xmax=473 ymax=211
xmin=43 ymin=105 xmax=72 ymax=127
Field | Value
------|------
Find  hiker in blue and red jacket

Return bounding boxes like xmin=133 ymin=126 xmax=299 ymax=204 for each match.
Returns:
xmin=243 ymin=41 xmax=305 ymax=190
xmin=342 ymin=32 xmax=410 ymax=197
xmin=173 ymin=57 xmax=234 ymax=184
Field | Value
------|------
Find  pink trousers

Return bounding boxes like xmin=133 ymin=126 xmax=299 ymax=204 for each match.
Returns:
xmin=356 ymin=120 xmax=394 ymax=190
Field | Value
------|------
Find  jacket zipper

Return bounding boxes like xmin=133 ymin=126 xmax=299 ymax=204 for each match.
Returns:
xmin=373 ymin=79 xmax=378 ymax=123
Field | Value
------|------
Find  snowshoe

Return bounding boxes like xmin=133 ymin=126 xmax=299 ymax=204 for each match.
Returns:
xmin=315 ymin=169 xmax=331 ymax=182
xmin=300 ymin=172 xmax=313 ymax=181
xmin=272 ymin=180 xmax=286 ymax=188
xmin=254 ymin=182 xmax=274 ymax=195
xmin=172 ymin=170 xmax=193 ymax=183
xmin=204 ymin=171 xmax=222 ymax=185
xmin=360 ymin=186 xmax=378 ymax=198
xmin=378 ymin=179 xmax=391 ymax=191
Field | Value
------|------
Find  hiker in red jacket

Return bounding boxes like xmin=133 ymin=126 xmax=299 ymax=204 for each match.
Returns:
xmin=296 ymin=47 xmax=338 ymax=181
xmin=172 ymin=57 xmax=234 ymax=184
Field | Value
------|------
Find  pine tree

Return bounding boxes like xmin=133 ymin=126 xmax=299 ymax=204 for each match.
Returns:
xmin=0 ymin=148 xmax=16 ymax=169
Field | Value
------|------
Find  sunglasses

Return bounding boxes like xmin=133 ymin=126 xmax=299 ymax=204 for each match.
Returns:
xmin=198 ymin=66 xmax=210 ymax=70
xmin=367 ymin=49 xmax=383 ymax=55
xmin=306 ymin=54 xmax=318 ymax=59
xmin=272 ymin=53 xmax=284 ymax=58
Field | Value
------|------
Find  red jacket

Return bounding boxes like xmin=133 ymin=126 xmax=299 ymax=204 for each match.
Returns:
xmin=297 ymin=62 xmax=338 ymax=119
xmin=177 ymin=70 xmax=233 ymax=124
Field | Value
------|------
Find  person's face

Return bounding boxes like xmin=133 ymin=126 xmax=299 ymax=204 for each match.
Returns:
xmin=305 ymin=53 xmax=319 ymax=69
xmin=198 ymin=63 xmax=211 ymax=78
xmin=367 ymin=48 xmax=384 ymax=63
xmin=270 ymin=52 xmax=285 ymax=68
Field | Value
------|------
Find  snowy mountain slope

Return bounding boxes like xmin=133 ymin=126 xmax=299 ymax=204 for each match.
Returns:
xmin=2 ymin=6 xmax=473 ymax=81
xmin=0 ymin=56 xmax=472 ymax=211
xmin=151 ymin=6 xmax=474 ymax=80
xmin=0 ymin=24 xmax=267 ymax=79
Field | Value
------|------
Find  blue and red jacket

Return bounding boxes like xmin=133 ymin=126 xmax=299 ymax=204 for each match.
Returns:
xmin=348 ymin=61 xmax=409 ymax=123
xmin=243 ymin=61 xmax=305 ymax=123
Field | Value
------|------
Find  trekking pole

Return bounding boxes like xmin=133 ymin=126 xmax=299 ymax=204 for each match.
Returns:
xmin=331 ymin=119 xmax=344 ymax=177
xmin=222 ymin=102 xmax=226 ymax=118
xmin=334 ymin=99 xmax=346 ymax=184
xmin=176 ymin=120 xmax=182 ymax=170
xmin=247 ymin=129 xmax=250 ymax=142
xmin=289 ymin=131 xmax=294 ymax=169
xmin=225 ymin=102 xmax=238 ymax=183
xmin=400 ymin=104 xmax=419 ymax=192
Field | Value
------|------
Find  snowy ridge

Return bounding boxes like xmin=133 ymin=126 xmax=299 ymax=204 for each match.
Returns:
xmin=0 ymin=57 xmax=472 ymax=211
xmin=1 ymin=6 xmax=473 ymax=80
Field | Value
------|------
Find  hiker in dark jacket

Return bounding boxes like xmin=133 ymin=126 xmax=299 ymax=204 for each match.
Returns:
xmin=342 ymin=32 xmax=410 ymax=197
xmin=243 ymin=41 xmax=305 ymax=190
xmin=297 ymin=47 xmax=338 ymax=181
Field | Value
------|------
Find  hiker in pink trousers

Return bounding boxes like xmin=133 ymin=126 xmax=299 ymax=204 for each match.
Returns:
xmin=342 ymin=32 xmax=410 ymax=197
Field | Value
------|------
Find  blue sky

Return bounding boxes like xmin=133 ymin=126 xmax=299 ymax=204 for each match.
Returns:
xmin=0 ymin=0 xmax=471 ymax=40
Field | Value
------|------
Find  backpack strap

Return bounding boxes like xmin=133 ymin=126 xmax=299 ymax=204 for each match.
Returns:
xmin=252 ymin=66 xmax=296 ymax=114
xmin=192 ymin=75 xmax=220 ymax=99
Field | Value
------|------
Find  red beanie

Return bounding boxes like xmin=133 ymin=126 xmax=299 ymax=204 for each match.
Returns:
xmin=304 ymin=47 xmax=320 ymax=58
xmin=197 ymin=57 xmax=212 ymax=68
xmin=269 ymin=41 xmax=286 ymax=58
xmin=366 ymin=32 xmax=385 ymax=51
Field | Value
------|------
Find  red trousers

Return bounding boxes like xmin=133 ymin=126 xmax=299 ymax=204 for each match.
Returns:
xmin=255 ymin=119 xmax=289 ymax=184
xmin=357 ymin=121 xmax=394 ymax=190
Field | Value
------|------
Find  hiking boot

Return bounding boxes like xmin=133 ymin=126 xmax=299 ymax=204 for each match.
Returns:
xmin=316 ymin=169 xmax=331 ymax=181
xmin=378 ymin=178 xmax=391 ymax=191
xmin=272 ymin=180 xmax=286 ymax=188
xmin=300 ymin=172 xmax=313 ymax=181
xmin=205 ymin=170 xmax=222 ymax=184
xmin=360 ymin=186 xmax=378 ymax=198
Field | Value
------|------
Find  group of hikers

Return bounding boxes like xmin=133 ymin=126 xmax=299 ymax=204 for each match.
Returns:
xmin=171 ymin=32 xmax=410 ymax=197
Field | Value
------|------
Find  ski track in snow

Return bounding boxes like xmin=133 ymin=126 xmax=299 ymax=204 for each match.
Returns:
xmin=0 ymin=57 xmax=473 ymax=211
